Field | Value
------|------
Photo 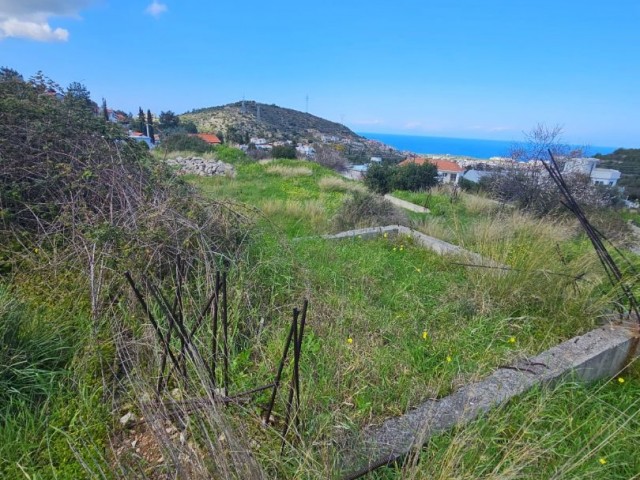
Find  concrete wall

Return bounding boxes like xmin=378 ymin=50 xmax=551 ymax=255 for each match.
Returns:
xmin=338 ymin=325 xmax=640 ymax=477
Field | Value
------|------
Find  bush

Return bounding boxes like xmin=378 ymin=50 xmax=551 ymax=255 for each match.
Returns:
xmin=312 ymin=143 xmax=348 ymax=171
xmin=332 ymin=191 xmax=407 ymax=231
xmin=271 ymin=144 xmax=297 ymax=159
xmin=213 ymin=144 xmax=249 ymax=164
xmin=161 ymin=132 xmax=213 ymax=153
xmin=482 ymin=169 xmax=624 ymax=216
xmin=364 ymin=162 xmax=438 ymax=194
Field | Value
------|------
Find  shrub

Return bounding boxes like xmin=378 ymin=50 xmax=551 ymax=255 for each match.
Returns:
xmin=161 ymin=132 xmax=212 ymax=153
xmin=332 ymin=191 xmax=407 ymax=231
xmin=364 ymin=162 xmax=438 ymax=194
xmin=312 ymin=143 xmax=348 ymax=171
xmin=482 ymin=169 xmax=624 ymax=216
xmin=271 ymin=144 xmax=297 ymax=159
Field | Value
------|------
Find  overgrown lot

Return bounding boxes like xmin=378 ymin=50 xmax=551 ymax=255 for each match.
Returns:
xmin=2 ymin=69 xmax=639 ymax=478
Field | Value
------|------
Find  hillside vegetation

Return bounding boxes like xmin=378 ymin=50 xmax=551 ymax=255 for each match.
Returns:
xmin=184 ymin=101 xmax=358 ymax=142
xmin=595 ymin=148 xmax=640 ymax=200
xmin=2 ymin=69 xmax=639 ymax=479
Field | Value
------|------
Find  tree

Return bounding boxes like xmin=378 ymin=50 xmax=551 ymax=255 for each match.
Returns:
xmin=364 ymin=161 xmax=438 ymax=194
xmin=65 ymin=81 xmax=95 ymax=114
xmin=0 ymin=67 xmax=23 ymax=82
xmin=159 ymin=110 xmax=180 ymax=130
xmin=482 ymin=124 xmax=621 ymax=215
xmin=137 ymin=107 xmax=146 ymax=134
xmin=146 ymin=109 xmax=155 ymax=143
xmin=102 ymin=98 xmax=109 ymax=122
xmin=181 ymin=120 xmax=198 ymax=134
xmin=364 ymin=163 xmax=393 ymax=194
xmin=393 ymin=162 xmax=438 ymax=191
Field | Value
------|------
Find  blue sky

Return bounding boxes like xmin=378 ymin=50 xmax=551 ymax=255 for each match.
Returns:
xmin=1 ymin=0 xmax=639 ymax=147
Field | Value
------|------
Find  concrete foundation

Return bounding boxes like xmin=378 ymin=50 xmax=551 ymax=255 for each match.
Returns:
xmin=339 ymin=325 xmax=640 ymax=477
xmin=320 ymin=225 xmax=498 ymax=266
xmin=383 ymin=195 xmax=430 ymax=213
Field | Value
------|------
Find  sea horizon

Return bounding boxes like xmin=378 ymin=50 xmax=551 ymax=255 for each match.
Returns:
xmin=358 ymin=132 xmax=617 ymax=160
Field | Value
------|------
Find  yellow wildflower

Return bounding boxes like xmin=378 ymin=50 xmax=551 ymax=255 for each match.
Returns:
xmin=34 ymin=248 xmax=39 ymax=254
xmin=508 ymin=336 xmax=516 ymax=343
xmin=599 ymin=458 xmax=607 ymax=465
xmin=618 ymin=377 xmax=625 ymax=384
xmin=393 ymin=247 xmax=397 ymax=251
xmin=422 ymin=331 xmax=428 ymax=340
xmin=446 ymin=355 xmax=452 ymax=363
xmin=347 ymin=337 xmax=353 ymax=344
xmin=383 ymin=232 xmax=388 ymax=238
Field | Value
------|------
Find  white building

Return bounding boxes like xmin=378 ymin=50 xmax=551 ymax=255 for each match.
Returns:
xmin=562 ymin=158 xmax=621 ymax=186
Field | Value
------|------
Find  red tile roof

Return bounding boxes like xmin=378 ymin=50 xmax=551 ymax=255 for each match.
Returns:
xmin=191 ymin=133 xmax=221 ymax=144
xmin=399 ymin=157 xmax=463 ymax=173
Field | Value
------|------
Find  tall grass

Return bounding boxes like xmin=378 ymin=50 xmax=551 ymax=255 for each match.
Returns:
xmin=265 ymin=165 xmax=313 ymax=177
xmin=391 ymin=361 xmax=640 ymax=479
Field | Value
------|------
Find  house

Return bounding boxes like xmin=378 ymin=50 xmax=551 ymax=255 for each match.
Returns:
xmin=250 ymin=137 xmax=268 ymax=145
xmin=128 ymin=134 xmax=154 ymax=148
xmin=399 ymin=157 xmax=464 ymax=184
xmin=296 ymin=145 xmax=316 ymax=157
xmin=346 ymin=164 xmax=369 ymax=180
xmin=190 ymin=133 xmax=221 ymax=145
xmin=562 ymin=158 xmax=621 ymax=186
xmin=461 ymin=169 xmax=491 ymax=184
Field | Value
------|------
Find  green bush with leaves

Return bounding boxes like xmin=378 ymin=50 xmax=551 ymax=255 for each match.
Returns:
xmin=364 ymin=161 xmax=438 ymax=194
xmin=271 ymin=144 xmax=297 ymax=159
xmin=161 ymin=132 xmax=213 ymax=153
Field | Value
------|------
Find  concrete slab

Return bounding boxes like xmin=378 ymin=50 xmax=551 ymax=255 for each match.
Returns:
xmin=318 ymin=225 xmax=499 ymax=267
xmin=384 ymin=195 xmax=430 ymax=213
xmin=339 ymin=325 xmax=640 ymax=478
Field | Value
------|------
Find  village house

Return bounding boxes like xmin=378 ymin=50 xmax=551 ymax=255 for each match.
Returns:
xmin=562 ymin=158 xmax=621 ymax=186
xmin=190 ymin=133 xmax=222 ymax=145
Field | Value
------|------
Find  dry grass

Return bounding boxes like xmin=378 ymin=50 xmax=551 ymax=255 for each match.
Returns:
xmin=318 ymin=176 xmax=366 ymax=193
xmin=265 ymin=165 xmax=313 ymax=177
xmin=259 ymin=199 xmax=328 ymax=232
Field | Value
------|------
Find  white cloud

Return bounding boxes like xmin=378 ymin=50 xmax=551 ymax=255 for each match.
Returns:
xmin=0 ymin=1 xmax=96 ymax=42
xmin=145 ymin=1 xmax=167 ymax=18
xmin=0 ymin=17 xmax=68 ymax=41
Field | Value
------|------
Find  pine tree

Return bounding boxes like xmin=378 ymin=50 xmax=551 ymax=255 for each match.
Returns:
xmin=137 ymin=107 xmax=146 ymax=134
xmin=102 ymin=98 xmax=109 ymax=122
xmin=146 ymin=109 xmax=155 ymax=143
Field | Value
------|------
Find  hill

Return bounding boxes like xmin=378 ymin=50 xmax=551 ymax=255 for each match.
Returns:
xmin=594 ymin=148 xmax=640 ymax=199
xmin=183 ymin=101 xmax=358 ymax=142
xmin=180 ymin=100 xmax=404 ymax=163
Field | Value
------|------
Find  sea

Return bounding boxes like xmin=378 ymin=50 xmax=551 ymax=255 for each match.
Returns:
xmin=358 ymin=132 xmax=616 ymax=160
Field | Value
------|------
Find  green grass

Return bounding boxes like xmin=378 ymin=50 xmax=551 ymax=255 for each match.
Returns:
xmin=4 ymin=149 xmax=635 ymax=478
xmin=189 ymin=159 xmax=356 ymax=237
xmin=0 ymin=285 xmax=111 ymax=479
xmin=378 ymin=361 xmax=640 ymax=479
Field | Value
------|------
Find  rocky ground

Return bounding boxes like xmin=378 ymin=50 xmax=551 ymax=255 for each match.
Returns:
xmin=165 ymin=156 xmax=236 ymax=177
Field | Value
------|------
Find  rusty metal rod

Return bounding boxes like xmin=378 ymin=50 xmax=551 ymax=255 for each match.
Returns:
xmin=124 ymin=271 xmax=184 ymax=379
xmin=263 ymin=311 xmax=297 ymax=425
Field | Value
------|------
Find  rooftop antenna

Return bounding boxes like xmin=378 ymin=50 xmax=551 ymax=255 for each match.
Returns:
xmin=305 ymin=94 xmax=309 ymax=113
